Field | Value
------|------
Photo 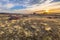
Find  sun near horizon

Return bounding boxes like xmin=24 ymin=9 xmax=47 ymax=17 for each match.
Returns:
xmin=34 ymin=8 xmax=60 ymax=14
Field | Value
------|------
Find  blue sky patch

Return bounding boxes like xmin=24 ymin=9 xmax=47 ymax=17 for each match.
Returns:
xmin=11 ymin=5 xmax=26 ymax=10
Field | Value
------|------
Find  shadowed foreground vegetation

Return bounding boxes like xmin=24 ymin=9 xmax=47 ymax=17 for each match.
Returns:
xmin=0 ymin=13 xmax=60 ymax=40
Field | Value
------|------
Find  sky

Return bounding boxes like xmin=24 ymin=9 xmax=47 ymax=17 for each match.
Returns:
xmin=0 ymin=0 xmax=60 ymax=13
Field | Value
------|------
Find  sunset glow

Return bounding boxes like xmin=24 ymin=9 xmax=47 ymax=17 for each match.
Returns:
xmin=0 ymin=0 xmax=60 ymax=13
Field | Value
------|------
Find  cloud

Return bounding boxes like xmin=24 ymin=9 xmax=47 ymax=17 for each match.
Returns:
xmin=0 ymin=0 xmax=60 ymax=13
xmin=4 ymin=3 xmax=15 ymax=9
xmin=19 ymin=0 xmax=60 ymax=12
